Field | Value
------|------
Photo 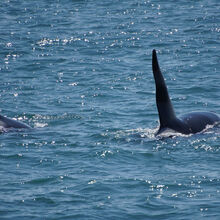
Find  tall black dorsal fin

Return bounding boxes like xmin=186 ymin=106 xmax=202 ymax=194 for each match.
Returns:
xmin=152 ymin=49 xmax=176 ymax=128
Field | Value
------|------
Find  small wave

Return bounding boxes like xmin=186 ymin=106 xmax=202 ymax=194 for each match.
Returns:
xmin=156 ymin=129 xmax=191 ymax=139
xmin=113 ymin=127 xmax=157 ymax=140
xmin=34 ymin=122 xmax=48 ymax=128
xmin=34 ymin=196 xmax=55 ymax=204
xmin=32 ymin=113 xmax=82 ymax=121
xmin=25 ymin=177 xmax=56 ymax=185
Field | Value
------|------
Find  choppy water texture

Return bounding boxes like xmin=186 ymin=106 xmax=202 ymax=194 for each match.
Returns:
xmin=0 ymin=0 xmax=220 ymax=219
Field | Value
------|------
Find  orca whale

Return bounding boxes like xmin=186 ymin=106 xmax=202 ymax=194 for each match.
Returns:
xmin=0 ymin=114 xmax=31 ymax=132
xmin=152 ymin=49 xmax=220 ymax=136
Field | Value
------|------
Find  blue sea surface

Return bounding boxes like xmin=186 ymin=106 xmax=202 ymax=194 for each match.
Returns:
xmin=0 ymin=0 xmax=219 ymax=219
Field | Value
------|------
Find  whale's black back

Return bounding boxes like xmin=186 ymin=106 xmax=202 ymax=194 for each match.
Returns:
xmin=0 ymin=114 xmax=31 ymax=129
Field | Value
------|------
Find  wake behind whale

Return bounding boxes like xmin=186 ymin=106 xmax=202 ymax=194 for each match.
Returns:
xmin=152 ymin=49 xmax=219 ymax=136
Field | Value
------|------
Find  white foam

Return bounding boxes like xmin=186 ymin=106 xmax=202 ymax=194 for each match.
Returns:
xmin=34 ymin=122 xmax=48 ymax=128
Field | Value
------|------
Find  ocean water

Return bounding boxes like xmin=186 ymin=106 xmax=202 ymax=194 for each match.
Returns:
xmin=0 ymin=0 xmax=219 ymax=219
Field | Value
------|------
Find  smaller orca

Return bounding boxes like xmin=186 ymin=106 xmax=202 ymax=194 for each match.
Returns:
xmin=0 ymin=114 xmax=31 ymax=132
xmin=152 ymin=49 xmax=219 ymax=136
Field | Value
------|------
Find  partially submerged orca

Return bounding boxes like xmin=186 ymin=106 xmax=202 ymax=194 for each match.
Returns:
xmin=152 ymin=49 xmax=219 ymax=136
xmin=0 ymin=114 xmax=31 ymax=132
